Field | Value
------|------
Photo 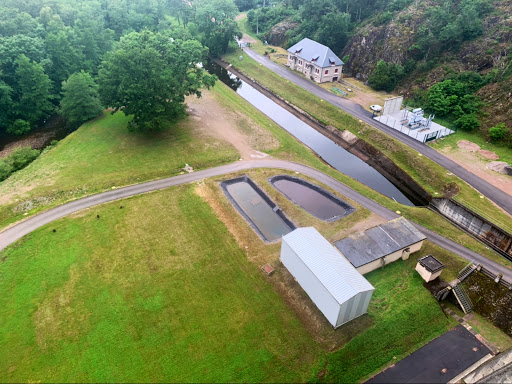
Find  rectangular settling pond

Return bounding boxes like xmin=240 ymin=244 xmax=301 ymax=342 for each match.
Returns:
xmin=269 ymin=175 xmax=355 ymax=222
xmin=220 ymin=176 xmax=296 ymax=242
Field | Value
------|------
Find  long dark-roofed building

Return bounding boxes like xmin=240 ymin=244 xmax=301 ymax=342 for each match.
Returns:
xmin=335 ymin=217 xmax=426 ymax=274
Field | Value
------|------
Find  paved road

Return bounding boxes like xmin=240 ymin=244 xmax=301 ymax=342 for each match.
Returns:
xmin=1 ymin=159 xmax=510 ymax=282
xmin=367 ymin=325 xmax=491 ymax=383
xmin=243 ymin=49 xmax=512 ymax=217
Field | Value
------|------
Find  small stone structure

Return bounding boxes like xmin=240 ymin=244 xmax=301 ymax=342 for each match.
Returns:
xmin=416 ymin=255 xmax=446 ymax=282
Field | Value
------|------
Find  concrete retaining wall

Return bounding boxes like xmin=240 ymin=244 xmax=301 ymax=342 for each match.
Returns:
xmin=430 ymin=198 xmax=512 ymax=260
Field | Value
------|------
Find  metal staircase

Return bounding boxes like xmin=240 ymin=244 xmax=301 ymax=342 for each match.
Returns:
xmin=452 ymin=284 xmax=473 ymax=314
xmin=458 ymin=263 xmax=476 ymax=282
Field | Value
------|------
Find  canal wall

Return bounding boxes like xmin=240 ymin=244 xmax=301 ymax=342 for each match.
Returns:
xmin=214 ymin=58 xmax=430 ymax=206
xmin=430 ymin=198 xmax=512 ymax=261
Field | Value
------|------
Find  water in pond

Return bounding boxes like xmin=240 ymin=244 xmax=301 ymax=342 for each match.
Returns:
xmin=223 ymin=179 xmax=294 ymax=242
xmin=205 ymin=60 xmax=415 ymax=206
xmin=270 ymin=176 xmax=354 ymax=222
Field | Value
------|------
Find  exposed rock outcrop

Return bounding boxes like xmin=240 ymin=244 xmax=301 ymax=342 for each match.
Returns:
xmin=265 ymin=20 xmax=299 ymax=47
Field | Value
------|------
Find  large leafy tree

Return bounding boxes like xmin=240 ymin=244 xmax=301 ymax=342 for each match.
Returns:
xmin=14 ymin=54 xmax=55 ymax=129
xmin=60 ymin=71 xmax=103 ymax=126
xmin=195 ymin=0 xmax=241 ymax=57
xmin=98 ymin=30 xmax=216 ymax=132
xmin=0 ymin=75 xmax=13 ymax=131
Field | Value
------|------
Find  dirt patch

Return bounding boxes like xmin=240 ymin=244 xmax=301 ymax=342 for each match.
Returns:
xmin=328 ymin=213 xmax=387 ymax=241
xmin=241 ymin=33 xmax=259 ymax=45
xmin=0 ymin=131 xmax=54 ymax=157
xmin=349 ymin=92 xmax=383 ymax=109
xmin=269 ymin=262 xmax=373 ymax=351
xmin=439 ymin=146 xmax=512 ymax=197
xmin=186 ymin=91 xmax=278 ymax=160
xmin=478 ymin=149 xmax=500 ymax=160
xmin=457 ymin=140 xmax=481 ymax=152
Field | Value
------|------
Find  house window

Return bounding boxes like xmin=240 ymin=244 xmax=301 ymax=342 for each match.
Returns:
xmin=325 ymin=70 xmax=329 ymax=75
xmin=335 ymin=68 xmax=339 ymax=73
xmin=299 ymin=60 xmax=302 ymax=65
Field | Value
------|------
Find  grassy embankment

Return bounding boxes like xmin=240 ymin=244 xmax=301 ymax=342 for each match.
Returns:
xmin=0 ymin=181 xmax=456 ymax=383
xmin=221 ymin=49 xmax=512 ymax=264
xmin=0 ymin=109 xmax=239 ymax=229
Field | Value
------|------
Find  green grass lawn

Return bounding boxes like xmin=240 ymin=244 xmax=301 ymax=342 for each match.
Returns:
xmin=0 ymin=185 xmax=323 ymax=383
xmin=0 ymin=183 xmax=456 ymax=383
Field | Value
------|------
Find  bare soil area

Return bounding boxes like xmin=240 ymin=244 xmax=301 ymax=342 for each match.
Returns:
xmin=187 ymin=91 xmax=278 ymax=160
xmin=0 ymin=132 xmax=54 ymax=157
xmin=439 ymin=145 xmax=512 ymax=197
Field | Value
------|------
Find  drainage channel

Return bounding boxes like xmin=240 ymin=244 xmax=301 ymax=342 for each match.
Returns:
xmin=205 ymin=60 xmax=416 ymax=207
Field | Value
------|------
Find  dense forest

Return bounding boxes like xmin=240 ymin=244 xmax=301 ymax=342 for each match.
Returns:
xmin=0 ymin=0 xmax=241 ymax=138
xmin=245 ymin=0 xmax=512 ymax=145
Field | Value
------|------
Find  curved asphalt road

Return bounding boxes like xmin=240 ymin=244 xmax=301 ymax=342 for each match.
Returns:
xmin=0 ymin=159 xmax=510 ymax=282
xmin=243 ymin=49 xmax=512 ymax=217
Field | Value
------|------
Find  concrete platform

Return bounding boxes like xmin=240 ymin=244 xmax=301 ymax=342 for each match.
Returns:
xmin=367 ymin=325 xmax=491 ymax=383
xmin=374 ymin=110 xmax=454 ymax=143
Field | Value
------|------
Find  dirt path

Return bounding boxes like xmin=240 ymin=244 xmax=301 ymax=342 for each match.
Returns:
xmin=439 ymin=146 xmax=512 ymax=197
xmin=187 ymin=91 xmax=276 ymax=160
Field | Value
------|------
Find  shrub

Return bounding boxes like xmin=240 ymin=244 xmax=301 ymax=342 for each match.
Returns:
xmin=455 ymin=114 xmax=480 ymax=132
xmin=489 ymin=123 xmax=509 ymax=142
xmin=0 ymin=160 xmax=12 ymax=181
xmin=7 ymin=146 xmax=40 ymax=171
xmin=7 ymin=119 xmax=31 ymax=135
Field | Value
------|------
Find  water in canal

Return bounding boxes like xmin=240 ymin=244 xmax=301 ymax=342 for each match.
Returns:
xmin=205 ymin=60 xmax=414 ymax=206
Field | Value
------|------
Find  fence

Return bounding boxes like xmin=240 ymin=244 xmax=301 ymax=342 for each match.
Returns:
xmin=376 ymin=115 xmax=453 ymax=142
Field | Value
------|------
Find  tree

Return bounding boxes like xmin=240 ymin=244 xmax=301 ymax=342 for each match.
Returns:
xmin=315 ymin=12 xmax=350 ymax=53
xmin=368 ymin=60 xmax=404 ymax=92
xmin=7 ymin=119 xmax=31 ymax=135
xmin=98 ymin=30 xmax=216 ymax=132
xmin=368 ymin=60 xmax=391 ymax=91
xmin=0 ymin=77 xmax=13 ymax=131
xmin=455 ymin=114 xmax=480 ymax=132
xmin=44 ymin=25 xmax=83 ymax=91
xmin=14 ymin=55 xmax=55 ymax=128
xmin=195 ymin=0 xmax=241 ymax=57
xmin=60 ymin=71 xmax=103 ymax=126
xmin=489 ymin=123 xmax=508 ymax=142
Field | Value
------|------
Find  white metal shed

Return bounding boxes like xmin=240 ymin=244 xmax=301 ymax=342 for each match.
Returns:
xmin=281 ymin=227 xmax=374 ymax=329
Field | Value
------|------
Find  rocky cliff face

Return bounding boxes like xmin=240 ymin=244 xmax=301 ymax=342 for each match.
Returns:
xmin=341 ymin=0 xmax=512 ymax=82
xmin=265 ymin=20 xmax=300 ymax=47
xmin=340 ymin=11 xmax=422 ymax=81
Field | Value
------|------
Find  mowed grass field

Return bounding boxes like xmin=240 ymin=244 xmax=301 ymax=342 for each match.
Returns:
xmin=0 ymin=181 xmax=456 ymax=383
xmin=0 ymin=185 xmax=323 ymax=383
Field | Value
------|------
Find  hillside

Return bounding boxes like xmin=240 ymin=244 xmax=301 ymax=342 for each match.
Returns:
xmin=247 ymin=0 xmax=512 ymax=140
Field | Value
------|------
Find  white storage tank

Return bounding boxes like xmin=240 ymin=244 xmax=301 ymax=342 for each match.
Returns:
xmin=281 ymin=227 xmax=374 ymax=329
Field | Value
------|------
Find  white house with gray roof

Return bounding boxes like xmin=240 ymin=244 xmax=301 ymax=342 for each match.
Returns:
xmin=335 ymin=217 xmax=427 ymax=275
xmin=287 ymin=38 xmax=344 ymax=83
xmin=281 ymin=227 xmax=374 ymax=329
